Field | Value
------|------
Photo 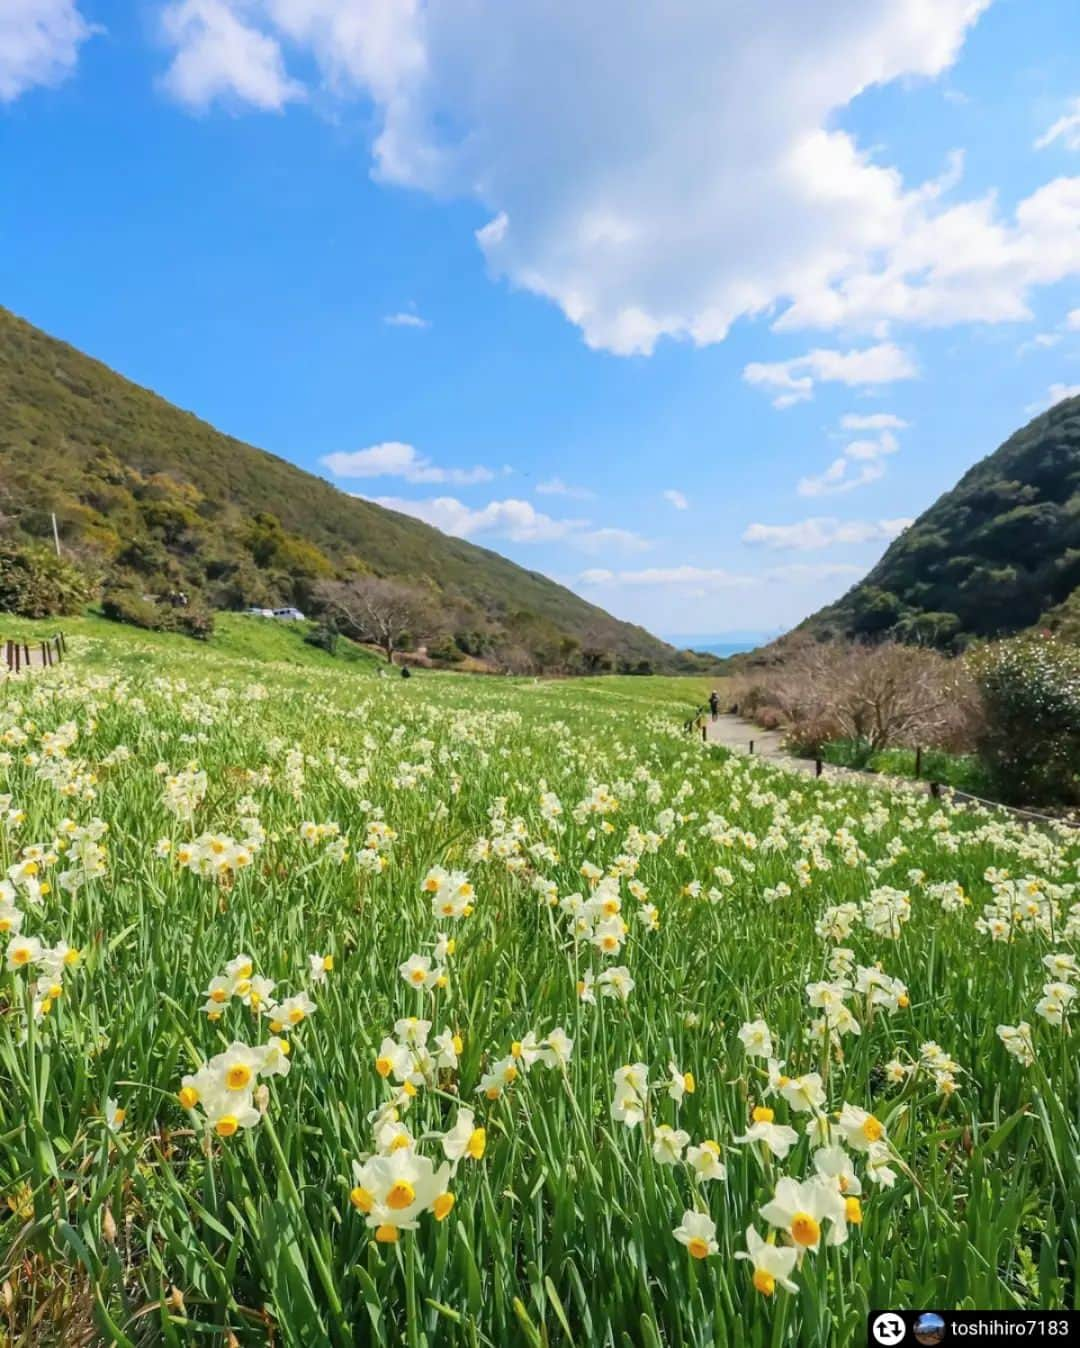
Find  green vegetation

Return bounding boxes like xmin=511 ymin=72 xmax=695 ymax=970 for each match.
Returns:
xmin=819 ymin=738 xmax=991 ymax=793
xmin=800 ymin=393 xmax=1080 ymax=648
xmin=0 ymin=306 xmax=702 ymax=673
xmin=971 ymin=635 xmax=1080 ymax=805
xmin=1 ymin=624 xmax=1078 ymax=1345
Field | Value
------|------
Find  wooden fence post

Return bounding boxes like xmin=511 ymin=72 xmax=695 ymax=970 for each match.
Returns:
xmin=815 ymin=758 xmax=823 ymax=777
xmin=914 ymin=747 xmax=923 ymax=778
xmin=748 ymin=740 xmax=754 ymax=755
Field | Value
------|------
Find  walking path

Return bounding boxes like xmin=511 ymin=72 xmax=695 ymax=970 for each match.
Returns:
xmin=703 ymin=714 xmax=928 ymax=792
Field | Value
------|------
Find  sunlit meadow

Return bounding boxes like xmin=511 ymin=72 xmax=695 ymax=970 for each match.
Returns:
xmin=0 ymin=630 xmax=1077 ymax=1346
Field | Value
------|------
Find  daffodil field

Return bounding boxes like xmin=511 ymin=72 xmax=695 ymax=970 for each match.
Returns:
xmin=1 ymin=635 xmax=1078 ymax=1347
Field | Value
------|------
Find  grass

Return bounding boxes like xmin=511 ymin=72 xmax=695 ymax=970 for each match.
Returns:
xmin=819 ymin=739 xmax=993 ymax=794
xmin=0 ymin=610 xmax=383 ymax=673
xmin=0 ymin=624 xmax=1076 ymax=1346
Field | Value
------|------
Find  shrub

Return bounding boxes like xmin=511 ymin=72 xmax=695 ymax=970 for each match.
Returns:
xmin=100 ymin=588 xmax=214 ymax=640
xmin=970 ymin=636 xmax=1080 ymax=804
xmin=0 ymin=544 xmax=93 ymax=618
xmin=101 ymin=587 xmax=170 ymax=631
xmin=304 ymin=619 xmax=340 ymax=655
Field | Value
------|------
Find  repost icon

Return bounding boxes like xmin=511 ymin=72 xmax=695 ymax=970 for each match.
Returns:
xmin=872 ymin=1312 xmax=907 ymax=1346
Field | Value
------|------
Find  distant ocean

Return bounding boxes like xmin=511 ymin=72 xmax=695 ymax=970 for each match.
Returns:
xmin=663 ymin=636 xmax=769 ymax=657
xmin=692 ymin=641 xmax=758 ymax=658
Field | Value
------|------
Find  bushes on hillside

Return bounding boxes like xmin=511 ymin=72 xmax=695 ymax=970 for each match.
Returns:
xmin=970 ymin=636 xmax=1080 ymax=804
xmin=101 ymin=586 xmax=215 ymax=640
xmin=0 ymin=543 xmax=93 ymax=617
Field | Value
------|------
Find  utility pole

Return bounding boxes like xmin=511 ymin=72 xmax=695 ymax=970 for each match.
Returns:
xmin=51 ymin=513 xmax=61 ymax=557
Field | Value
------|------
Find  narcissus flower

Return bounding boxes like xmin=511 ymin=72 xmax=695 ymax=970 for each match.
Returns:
xmin=734 ymin=1107 xmax=799 ymax=1159
xmin=441 ymin=1108 xmax=487 ymax=1163
xmin=673 ymin=1210 xmax=717 ymax=1260
xmin=687 ymin=1139 xmax=727 ymax=1183
xmin=735 ymin=1226 xmax=799 ymax=1295
xmin=836 ymin=1103 xmax=885 ymax=1152
xmin=758 ymin=1175 xmax=847 ymax=1251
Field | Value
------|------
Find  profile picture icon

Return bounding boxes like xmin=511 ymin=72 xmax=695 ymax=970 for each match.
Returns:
xmin=914 ymin=1312 xmax=946 ymax=1345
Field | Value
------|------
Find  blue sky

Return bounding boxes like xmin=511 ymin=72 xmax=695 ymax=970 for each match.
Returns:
xmin=2 ymin=0 xmax=1079 ymax=642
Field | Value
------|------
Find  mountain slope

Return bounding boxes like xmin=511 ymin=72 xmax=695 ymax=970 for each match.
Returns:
xmin=798 ymin=394 xmax=1080 ymax=648
xmin=0 ymin=306 xmax=677 ymax=669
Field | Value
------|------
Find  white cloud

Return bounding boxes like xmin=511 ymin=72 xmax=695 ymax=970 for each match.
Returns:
xmin=742 ymin=516 xmax=912 ymax=550
xmin=663 ymin=489 xmax=689 ymax=511
xmin=839 ymin=412 xmax=908 ymax=431
xmin=161 ymin=0 xmax=303 ymax=110
xmin=156 ymin=3 xmax=1080 ymax=355
xmin=743 ymin=344 xmax=917 ymax=408
xmin=384 ymin=311 xmax=430 ymax=329
xmin=1017 ymin=332 xmax=1062 ymax=356
xmin=373 ymin=495 xmax=650 ymax=552
xmin=1026 ymin=383 xmax=1080 ymax=416
xmin=579 ymin=566 xmax=756 ymax=590
xmin=1066 ymin=309 xmax=1080 ymax=331
xmin=171 ymin=3 xmax=1080 ymax=355
xmin=322 ymin=441 xmax=495 ymax=485
xmin=536 ymin=477 xmax=594 ymax=499
xmin=797 ymin=426 xmax=899 ymax=498
xmin=1036 ymin=98 xmax=1080 ymax=153
xmin=797 ymin=458 xmax=886 ymax=497
xmin=0 ymin=0 xmax=94 ymax=102
xmin=765 ymin=562 xmax=863 ymax=582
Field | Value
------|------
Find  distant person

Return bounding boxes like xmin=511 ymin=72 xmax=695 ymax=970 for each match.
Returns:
xmin=709 ymin=689 xmax=720 ymax=721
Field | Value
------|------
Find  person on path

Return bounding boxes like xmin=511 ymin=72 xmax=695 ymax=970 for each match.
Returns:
xmin=709 ymin=689 xmax=720 ymax=721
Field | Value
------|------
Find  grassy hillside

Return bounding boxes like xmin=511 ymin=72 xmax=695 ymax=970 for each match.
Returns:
xmin=0 ymin=306 xmax=681 ymax=671
xmin=799 ymin=393 xmax=1080 ymax=648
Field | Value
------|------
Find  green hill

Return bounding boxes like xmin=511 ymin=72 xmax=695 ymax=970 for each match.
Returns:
xmin=798 ymin=394 xmax=1080 ymax=648
xmin=0 ymin=306 xmax=680 ymax=671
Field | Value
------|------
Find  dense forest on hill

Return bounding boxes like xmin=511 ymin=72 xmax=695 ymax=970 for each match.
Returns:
xmin=800 ymin=394 xmax=1080 ymax=649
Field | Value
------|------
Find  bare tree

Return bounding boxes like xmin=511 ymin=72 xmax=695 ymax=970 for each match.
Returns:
xmin=316 ymin=577 xmax=441 ymax=664
xmin=732 ymin=640 xmax=980 ymax=754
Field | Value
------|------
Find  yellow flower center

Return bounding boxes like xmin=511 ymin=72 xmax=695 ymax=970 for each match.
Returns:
xmin=389 ymin=1133 xmax=411 ymax=1152
xmin=288 ymin=1007 xmax=305 ymax=1024
xmin=753 ymin=1269 xmax=776 ymax=1296
xmin=452 ymin=1035 xmax=463 ymax=1054
xmin=12 ymin=948 xmax=31 ymax=966
xmin=386 ymin=1181 xmax=415 ymax=1211
xmin=897 ymin=994 xmax=910 ymax=1008
xmin=113 ymin=1109 xmax=126 ymax=1125
xmin=178 ymin=1086 xmax=199 ymax=1109
xmin=467 ymin=1128 xmax=486 ymax=1160
xmin=410 ymin=970 xmax=426 ymax=984
xmin=861 ymin=1116 xmax=884 ymax=1143
xmin=374 ymin=1224 xmax=399 ymax=1243
xmin=350 ymin=1186 xmax=373 ymax=1213
xmin=844 ymin=1197 xmax=863 ymax=1225
xmin=323 ymin=956 xmax=333 ymax=971
xmin=210 ymin=988 xmax=228 ymax=1004
xmin=215 ymin=1116 xmax=239 ymax=1138
xmin=375 ymin=1056 xmax=393 ymax=1078
xmin=683 ymin=1073 xmax=695 ymax=1094
xmin=687 ymin=1237 xmax=710 ymax=1260
xmin=402 ymin=1080 xmax=417 ymax=1097
xmin=433 ymin=1192 xmax=455 ymax=1221
xmin=511 ymin=1041 xmax=522 ymax=1058
xmin=226 ymin=1064 xmax=253 ymax=1091
xmin=790 ymin=1213 xmax=820 ymax=1247
xmin=752 ymin=1106 xmax=774 ymax=1124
